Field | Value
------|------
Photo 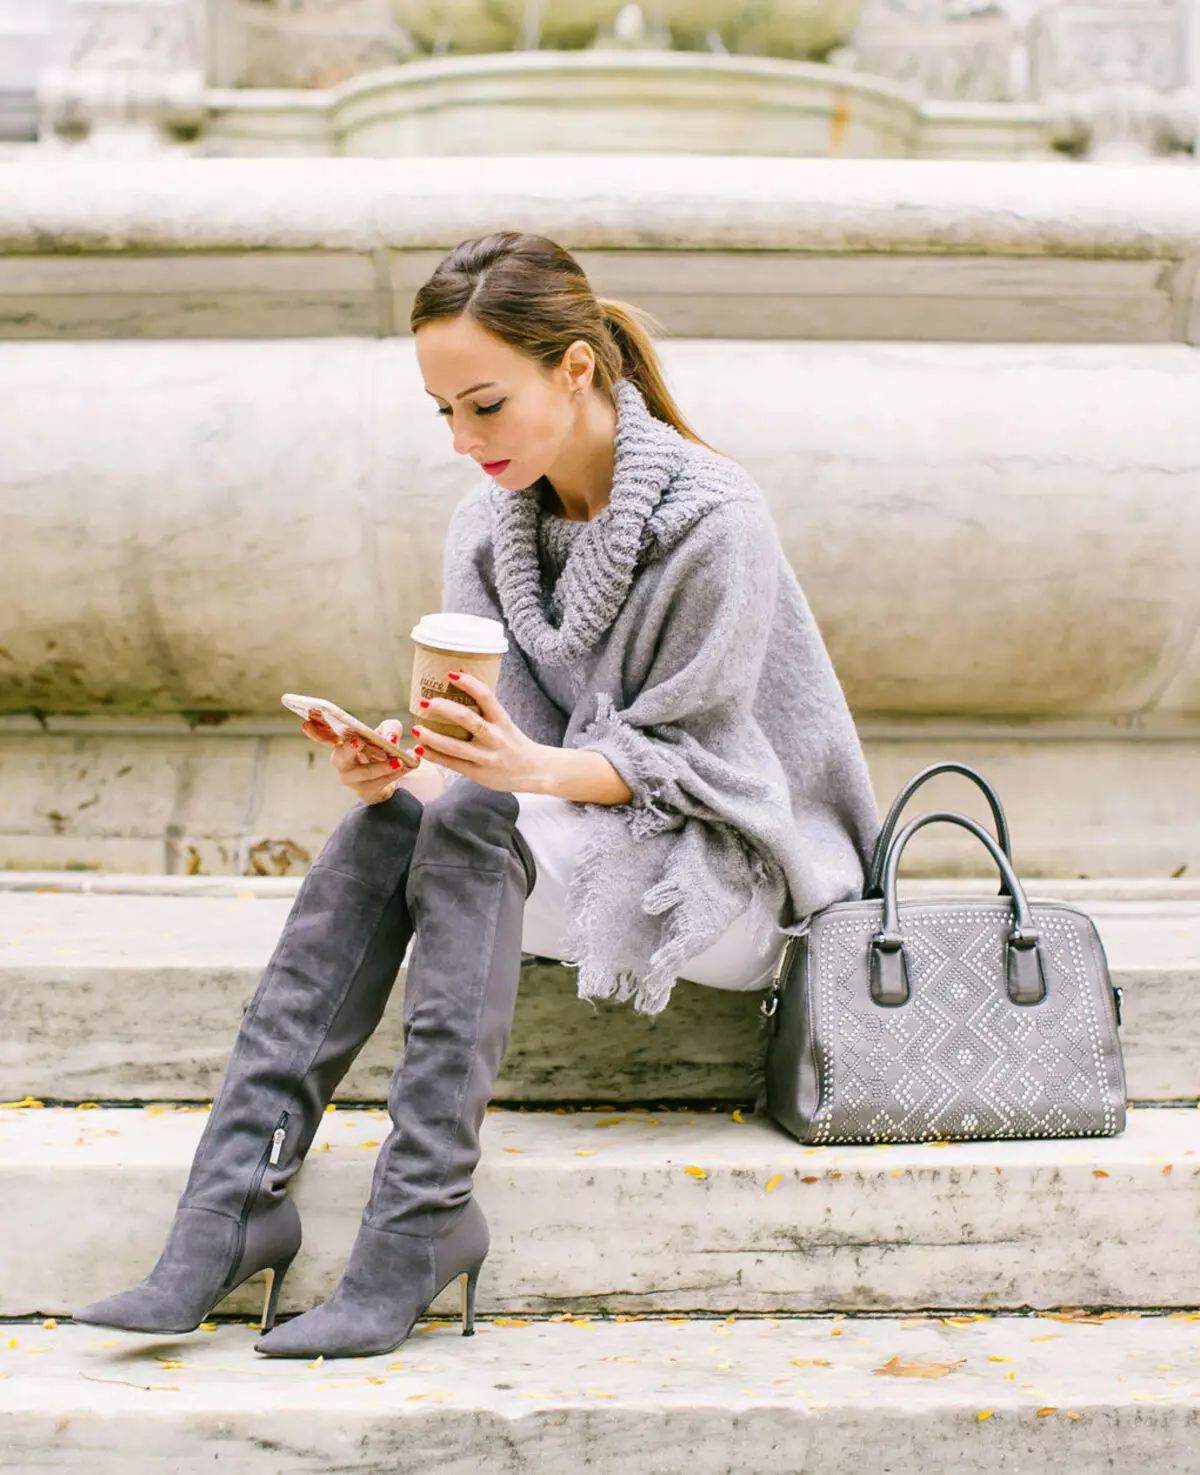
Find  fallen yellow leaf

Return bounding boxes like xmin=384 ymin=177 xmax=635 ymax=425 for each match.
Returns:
xmin=684 ymin=1166 xmax=708 ymax=1179
xmin=41 ymin=1319 xmax=57 ymax=1330
xmin=495 ymin=1318 xmax=532 ymax=1328
xmin=732 ymin=1109 xmax=745 ymax=1124
xmin=764 ymin=1174 xmax=783 ymax=1193
xmin=874 ymin=1356 xmax=965 ymax=1380
xmin=977 ymin=1411 xmax=994 ymax=1421
xmin=1036 ymin=1407 xmax=1056 ymax=1416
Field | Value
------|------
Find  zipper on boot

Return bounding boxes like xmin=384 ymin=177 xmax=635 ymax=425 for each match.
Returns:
xmin=269 ymin=1121 xmax=287 ymax=1166
xmin=223 ymin=1109 xmax=290 ymax=1298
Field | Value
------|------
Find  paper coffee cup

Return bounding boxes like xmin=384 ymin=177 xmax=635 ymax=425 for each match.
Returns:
xmin=410 ymin=613 xmax=509 ymax=741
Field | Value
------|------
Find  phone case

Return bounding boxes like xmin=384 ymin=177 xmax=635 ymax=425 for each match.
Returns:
xmin=281 ymin=693 xmax=420 ymax=769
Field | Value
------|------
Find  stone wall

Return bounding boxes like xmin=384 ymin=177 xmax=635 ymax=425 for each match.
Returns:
xmin=1 ymin=156 xmax=1197 ymax=876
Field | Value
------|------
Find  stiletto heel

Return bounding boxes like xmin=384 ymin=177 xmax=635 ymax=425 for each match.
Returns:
xmin=461 ymin=1261 xmax=483 ymax=1337
xmin=259 ymin=1254 xmax=297 ymax=1333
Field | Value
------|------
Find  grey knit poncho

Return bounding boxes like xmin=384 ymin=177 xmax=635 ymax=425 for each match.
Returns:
xmin=440 ymin=378 xmax=880 ymax=1015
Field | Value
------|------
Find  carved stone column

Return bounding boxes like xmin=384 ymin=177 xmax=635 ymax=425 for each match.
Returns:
xmin=37 ymin=0 xmax=206 ymax=154
xmin=1033 ymin=0 xmax=1199 ymax=160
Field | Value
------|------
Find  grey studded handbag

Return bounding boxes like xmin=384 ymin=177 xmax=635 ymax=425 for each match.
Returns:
xmin=763 ymin=763 xmax=1127 ymax=1145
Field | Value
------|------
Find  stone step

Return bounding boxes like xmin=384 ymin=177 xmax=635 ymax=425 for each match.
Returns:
xmin=2 ymin=887 xmax=1198 ymax=1103
xmin=2 ymin=1105 xmax=1197 ymax=1321
xmin=1 ymin=1314 xmax=1198 ymax=1474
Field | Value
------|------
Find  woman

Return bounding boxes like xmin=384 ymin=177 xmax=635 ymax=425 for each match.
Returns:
xmin=73 ymin=232 xmax=879 ymax=1361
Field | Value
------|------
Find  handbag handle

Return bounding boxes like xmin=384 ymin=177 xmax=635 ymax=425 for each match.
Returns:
xmin=864 ymin=761 xmax=1013 ymax=899
xmin=870 ymin=809 xmax=1047 ymax=1010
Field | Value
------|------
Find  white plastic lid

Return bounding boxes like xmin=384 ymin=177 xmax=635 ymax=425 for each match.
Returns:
xmin=410 ymin=612 xmax=509 ymax=656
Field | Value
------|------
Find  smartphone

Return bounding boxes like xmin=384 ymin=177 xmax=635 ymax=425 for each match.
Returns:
xmin=281 ymin=693 xmax=420 ymax=769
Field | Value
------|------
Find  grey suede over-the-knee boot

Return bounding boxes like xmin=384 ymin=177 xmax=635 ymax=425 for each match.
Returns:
xmin=72 ymin=787 xmax=427 ymax=1336
xmin=254 ymin=777 xmax=536 ymax=1360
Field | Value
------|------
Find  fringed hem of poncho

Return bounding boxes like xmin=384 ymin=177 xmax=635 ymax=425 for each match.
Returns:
xmin=557 ymin=698 xmax=790 ymax=1016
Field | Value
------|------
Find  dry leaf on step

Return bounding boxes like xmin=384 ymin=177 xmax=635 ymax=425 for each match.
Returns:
xmin=873 ymin=1356 xmax=966 ymax=1380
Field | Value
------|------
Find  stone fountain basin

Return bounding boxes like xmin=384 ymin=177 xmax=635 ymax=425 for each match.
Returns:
xmin=327 ymin=50 xmax=916 ymax=158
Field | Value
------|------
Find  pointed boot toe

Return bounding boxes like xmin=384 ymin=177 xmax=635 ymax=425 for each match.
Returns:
xmin=73 ymin=1201 xmax=301 ymax=1337
xmin=255 ymin=1206 xmax=486 ymax=1360
xmin=253 ymin=1297 xmax=349 ymax=1359
xmin=72 ymin=1288 xmax=190 ymax=1336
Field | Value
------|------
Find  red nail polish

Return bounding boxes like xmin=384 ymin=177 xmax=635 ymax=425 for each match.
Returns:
xmin=412 ymin=726 xmax=421 ymax=737
xmin=389 ymin=758 xmax=401 ymax=769
xmin=414 ymin=746 xmax=424 ymax=757
xmin=447 ymin=671 xmax=461 ymax=682
xmin=419 ymin=699 xmax=430 ymax=709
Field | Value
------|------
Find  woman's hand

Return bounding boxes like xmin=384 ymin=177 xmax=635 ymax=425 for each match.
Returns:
xmin=411 ymin=672 xmax=549 ymax=795
xmin=300 ymin=710 xmax=446 ymax=806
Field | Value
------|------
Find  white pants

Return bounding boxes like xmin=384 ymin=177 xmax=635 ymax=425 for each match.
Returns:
xmin=513 ymin=791 xmax=787 ymax=992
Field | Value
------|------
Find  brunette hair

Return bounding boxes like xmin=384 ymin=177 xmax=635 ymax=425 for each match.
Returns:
xmin=410 ymin=230 xmax=716 ymax=451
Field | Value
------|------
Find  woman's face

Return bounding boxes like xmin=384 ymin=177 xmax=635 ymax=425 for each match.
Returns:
xmin=416 ymin=314 xmax=585 ymax=489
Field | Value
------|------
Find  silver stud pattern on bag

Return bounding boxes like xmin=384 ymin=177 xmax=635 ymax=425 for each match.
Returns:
xmin=797 ymin=902 xmax=1124 ymax=1145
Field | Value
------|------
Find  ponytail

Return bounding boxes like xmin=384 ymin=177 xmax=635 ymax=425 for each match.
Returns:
xmin=596 ymin=297 xmax=719 ymax=453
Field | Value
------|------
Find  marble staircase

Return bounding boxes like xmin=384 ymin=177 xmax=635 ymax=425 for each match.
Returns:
xmin=0 ymin=871 xmax=1197 ymax=1469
